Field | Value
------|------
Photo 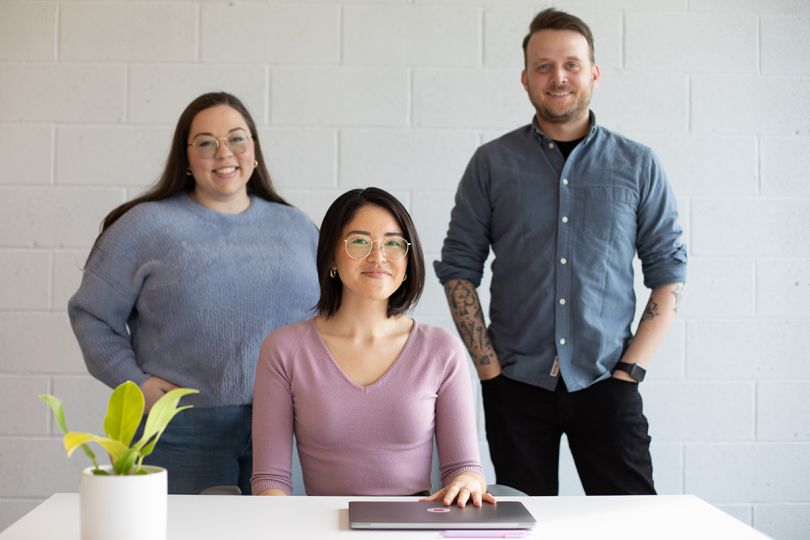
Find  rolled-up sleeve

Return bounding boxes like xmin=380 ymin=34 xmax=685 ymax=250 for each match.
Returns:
xmin=636 ymin=149 xmax=688 ymax=289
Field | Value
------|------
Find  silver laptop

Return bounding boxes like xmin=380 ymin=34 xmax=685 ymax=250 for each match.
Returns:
xmin=348 ymin=501 xmax=536 ymax=530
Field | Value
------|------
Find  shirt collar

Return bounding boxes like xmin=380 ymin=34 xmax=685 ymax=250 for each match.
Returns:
xmin=530 ymin=111 xmax=598 ymax=143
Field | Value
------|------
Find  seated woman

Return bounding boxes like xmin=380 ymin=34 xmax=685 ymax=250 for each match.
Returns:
xmin=251 ymin=187 xmax=494 ymax=507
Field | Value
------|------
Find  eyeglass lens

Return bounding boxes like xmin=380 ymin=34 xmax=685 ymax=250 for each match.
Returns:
xmin=345 ymin=235 xmax=409 ymax=260
xmin=191 ymin=130 xmax=250 ymax=157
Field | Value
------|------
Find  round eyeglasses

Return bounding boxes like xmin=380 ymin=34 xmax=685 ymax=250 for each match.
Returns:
xmin=188 ymin=129 xmax=252 ymax=158
xmin=344 ymin=234 xmax=411 ymax=261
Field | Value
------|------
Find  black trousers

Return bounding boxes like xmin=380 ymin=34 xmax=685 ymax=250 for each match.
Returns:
xmin=481 ymin=374 xmax=656 ymax=496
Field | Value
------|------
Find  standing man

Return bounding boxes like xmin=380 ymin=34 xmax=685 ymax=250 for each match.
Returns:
xmin=434 ymin=8 xmax=686 ymax=496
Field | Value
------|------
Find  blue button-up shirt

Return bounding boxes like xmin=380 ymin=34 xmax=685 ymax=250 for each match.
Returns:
xmin=434 ymin=113 xmax=687 ymax=392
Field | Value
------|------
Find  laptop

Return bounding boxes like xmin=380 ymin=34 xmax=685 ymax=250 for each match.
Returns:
xmin=348 ymin=501 xmax=536 ymax=530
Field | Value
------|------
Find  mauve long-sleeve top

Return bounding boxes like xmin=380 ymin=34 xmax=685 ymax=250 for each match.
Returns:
xmin=251 ymin=318 xmax=485 ymax=496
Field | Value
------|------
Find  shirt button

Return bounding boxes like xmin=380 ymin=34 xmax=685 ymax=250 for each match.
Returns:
xmin=548 ymin=142 xmax=555 ymax=149
xmin=561 ymin=216 xmax=569 ymax=223
xmin=560 ymin=258 xmax=567 ymax=264
xmin=559 ymin=298 xmax=566 ymax=305
xmin=559 ymin=338 xmax=566 ymax=345
xmin=562 ymin=178 xmax=569 ymax=185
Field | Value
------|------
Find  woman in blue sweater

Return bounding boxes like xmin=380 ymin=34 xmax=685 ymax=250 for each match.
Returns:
xmin=68 ymin=92 xmax=320 ymax=494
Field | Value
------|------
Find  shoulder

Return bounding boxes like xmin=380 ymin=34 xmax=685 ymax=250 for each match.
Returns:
xmin=592 ymin=125 xmax=657 ymax=162
xmin=254 ymin=199 xmax=315 ymax=225
xmin=412 ymin=322 xmax=466 ymax=361
xmin=261 ymin=318 xmax=316 ymax=353
xmin=95 ymin=197 xmax=184 ymax=252
xmin=474 ymin=124 xmax=534 ymax=159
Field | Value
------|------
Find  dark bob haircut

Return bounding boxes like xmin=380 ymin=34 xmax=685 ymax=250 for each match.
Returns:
xmin=316 ymin=187 xmax=425 ymax=319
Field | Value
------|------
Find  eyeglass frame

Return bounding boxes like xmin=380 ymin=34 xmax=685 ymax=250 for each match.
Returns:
xmin=186 ymin=129 xmax=253 ymax=157
xmin=343 ymin=234 xmax=412 ymax=261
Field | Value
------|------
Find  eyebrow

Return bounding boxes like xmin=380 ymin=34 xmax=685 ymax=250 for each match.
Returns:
xmin=347 ymin=230 xmax=404 ymax=237
xmin=191 ymin=127 xmax=248 ymax=138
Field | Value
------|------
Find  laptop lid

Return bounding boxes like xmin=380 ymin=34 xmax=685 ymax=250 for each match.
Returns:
xmin=348 ymin=501 xmax=536 ymax=530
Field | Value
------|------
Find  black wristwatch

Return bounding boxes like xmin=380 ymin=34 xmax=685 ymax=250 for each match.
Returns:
xmin=613 ymin=362 xmax=646 ymax=382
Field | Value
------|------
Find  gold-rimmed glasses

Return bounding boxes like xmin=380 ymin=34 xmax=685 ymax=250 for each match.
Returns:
xmin=344 ymin=234 xmax=411 ymax=261
xmin=187 ymin=129 xmax=252 ymax=158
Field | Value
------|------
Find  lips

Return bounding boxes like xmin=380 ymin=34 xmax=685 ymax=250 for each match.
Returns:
xmin=361 ymin=270 xmax=392 ymax=279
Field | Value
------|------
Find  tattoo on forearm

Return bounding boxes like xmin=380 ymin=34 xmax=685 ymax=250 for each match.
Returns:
xmin=641 ymin=299 xmax=660 ymax=322
xmin=671 ymin=283 xmax=684 ymax=313
xmin=444 ymin=280 xmax=495 ymax=367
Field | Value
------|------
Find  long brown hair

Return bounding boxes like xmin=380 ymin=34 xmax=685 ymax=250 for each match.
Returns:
xmin=87 ymin=92 xmax=288 ymax=258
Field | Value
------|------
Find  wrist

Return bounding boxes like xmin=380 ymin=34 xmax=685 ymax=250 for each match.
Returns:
xmin=613 ymin=361 xmax=646 ymax=382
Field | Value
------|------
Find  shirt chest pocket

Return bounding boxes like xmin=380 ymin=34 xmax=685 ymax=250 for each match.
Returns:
xmin=574 ymin=185 xmax=637 ymax=244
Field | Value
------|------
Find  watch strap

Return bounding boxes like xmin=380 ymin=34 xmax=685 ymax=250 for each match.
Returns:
xmin=614 ymin=362 xmax=646 ymax=382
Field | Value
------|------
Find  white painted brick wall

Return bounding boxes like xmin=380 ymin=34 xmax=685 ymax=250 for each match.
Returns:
xmin=1 ymin=2 xmax=808 ymax=538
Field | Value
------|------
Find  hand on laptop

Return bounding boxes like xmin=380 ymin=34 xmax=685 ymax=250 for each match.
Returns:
xmin=420 ymin=472 xmax=497 ymax=508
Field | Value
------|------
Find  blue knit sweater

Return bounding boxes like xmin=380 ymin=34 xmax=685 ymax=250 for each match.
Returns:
xmin=68 ymin=193 xmax=320 ymax=407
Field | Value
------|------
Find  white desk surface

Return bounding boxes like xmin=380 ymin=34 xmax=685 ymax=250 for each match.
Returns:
xmin=0 ymin=493 xmax=770 ymax=539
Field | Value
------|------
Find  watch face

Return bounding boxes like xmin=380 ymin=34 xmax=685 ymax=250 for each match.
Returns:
xmin=629 ymin=364 xmax=646 ymax=382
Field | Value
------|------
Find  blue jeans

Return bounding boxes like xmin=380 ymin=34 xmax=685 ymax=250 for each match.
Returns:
xmin=137 ymin=404 xmax=253 ymax=494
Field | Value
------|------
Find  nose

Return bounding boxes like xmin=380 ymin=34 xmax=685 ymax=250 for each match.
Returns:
xmin=550 ymin=66 xmax=568 ymax=85
xmin=214 ymin=138 xmax=234 ymax=159
xmin=365 ymin=241 xmax=387 ymax=262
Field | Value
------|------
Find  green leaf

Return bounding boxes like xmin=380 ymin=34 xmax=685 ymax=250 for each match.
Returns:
xmin=39 ymin=395 xmax=68 ymax=433
xmin=40 ymin=394 xmax=99 ymax=465
xmin=113 ymin=447 xmax=138 ymax=475
xmin=64 ymin=432 xmax=128 ymax=464
xmin=103 ymin=381 xmax=144 ymax=447
xmin=135 ymin=388 xmax=198 ymax=457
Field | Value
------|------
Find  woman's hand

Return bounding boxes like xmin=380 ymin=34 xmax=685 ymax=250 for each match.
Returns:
xmin=257 ymin=489 xmax=288 ymax=496
xmin=420 ymin=472 xmax=496 ymax=508
xmin=140 ymin=376 xmax=179 ymax=412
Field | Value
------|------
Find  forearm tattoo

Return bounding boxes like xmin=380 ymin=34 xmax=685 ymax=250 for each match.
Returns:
xmin=671 ymin=283 xmax=684 ymax=313
xmin=641 ymin=298 xmax=660 ymax=322
xmin=444 ymin=280 xmax=496 ymax=367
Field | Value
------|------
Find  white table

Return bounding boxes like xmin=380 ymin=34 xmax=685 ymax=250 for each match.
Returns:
xmin=0 ymin=494 xmax=770 ymax=539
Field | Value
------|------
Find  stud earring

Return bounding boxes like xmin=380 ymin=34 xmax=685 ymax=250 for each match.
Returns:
xmin=253 ymin=160 xmax=258 ymax=168
xmin=185 ymin=168 xmax=192 ymax=176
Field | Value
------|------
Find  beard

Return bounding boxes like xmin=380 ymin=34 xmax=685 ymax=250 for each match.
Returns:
xmin=530 ymin=84 xmax=592 ymax=125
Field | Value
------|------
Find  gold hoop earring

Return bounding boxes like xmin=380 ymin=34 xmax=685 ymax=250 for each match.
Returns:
xmin=329 ymin=268 xmax=337 ymax=278
xmin=403 ymin=274 xmax=407 ymax=281
xmin=253 ymin=160 xmax=258 ymax=168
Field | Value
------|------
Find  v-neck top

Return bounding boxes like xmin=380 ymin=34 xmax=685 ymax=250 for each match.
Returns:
xmin=251 ymin=318 xmax=485 ymax=496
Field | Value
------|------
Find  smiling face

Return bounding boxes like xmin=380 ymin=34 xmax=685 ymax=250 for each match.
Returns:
xmin=186 ymin=104 xmax=255 ymax=212
xmin=333 ymin=203 xmax=409 ymax=307
xmin=521 ymin=29 xmax=600 ymax=138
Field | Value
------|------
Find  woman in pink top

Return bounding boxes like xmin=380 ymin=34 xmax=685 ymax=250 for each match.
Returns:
xmin=252 ymin=187 xmax=495 ymax=507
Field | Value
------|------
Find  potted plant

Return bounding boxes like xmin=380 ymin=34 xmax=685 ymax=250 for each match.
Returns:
xmin=41 ymin=380 xmax=198 ymax=540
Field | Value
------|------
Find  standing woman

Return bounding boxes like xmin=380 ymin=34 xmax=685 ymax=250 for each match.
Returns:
xmin=252 ymin=188 xmax=494 ymax=507
xmin=69 ymin=92 xmax=320 ymax=494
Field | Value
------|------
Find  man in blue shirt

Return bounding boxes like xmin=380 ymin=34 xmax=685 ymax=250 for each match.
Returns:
xmin=434 ymin=8 xmax=687 ymax=496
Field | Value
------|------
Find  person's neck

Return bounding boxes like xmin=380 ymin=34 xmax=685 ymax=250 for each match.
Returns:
xmin=318 ymin=296 xmax=403 ymax=340
xmin=535 ymin=114 xmax=590 ymax=142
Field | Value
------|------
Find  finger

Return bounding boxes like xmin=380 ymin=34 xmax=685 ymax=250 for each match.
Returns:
xmin=457 ymin=486 xmax=471 ymax=508
xmin=420 ymin=490 xmax=442 ymax=502
xmin=482 ymin=492 xmax=498 ymax=505
xmin=444 ymin=485 xmax=461 ymax=506
xmin=470 ymin=488 xmax=483 ymax=507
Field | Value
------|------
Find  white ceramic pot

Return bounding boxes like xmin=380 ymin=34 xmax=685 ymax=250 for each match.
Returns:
xmin=79 ymin=465 xmax=167 ymax=540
